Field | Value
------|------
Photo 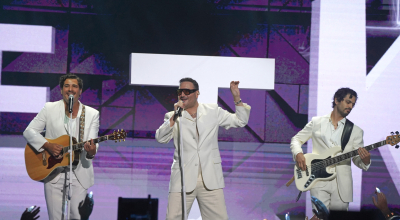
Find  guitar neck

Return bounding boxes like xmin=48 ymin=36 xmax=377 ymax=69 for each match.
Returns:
xmin=323 ymin=140 xmax=387 ymax=167
xmin=62 ymin=135 xmax=110 ymax=153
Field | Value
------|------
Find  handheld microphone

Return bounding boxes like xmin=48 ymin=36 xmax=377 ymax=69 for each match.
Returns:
xmin=173 ymin=107 xmax=183 ymax=121
xmin=68 ymin=94 xmax=74 ymax=113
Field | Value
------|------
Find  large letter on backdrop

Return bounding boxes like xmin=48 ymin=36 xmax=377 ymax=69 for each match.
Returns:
xmin=129 ymin=53 xmax=275 ymax=103
xmin=0 ymin=23 xmax=55 ymax=113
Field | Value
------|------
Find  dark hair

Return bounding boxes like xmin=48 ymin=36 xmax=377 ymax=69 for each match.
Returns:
xmin=59 ymin=74 xmax=83 ymax=89
xmin=332 ymin=87 xmax=357 ymax=108
xmin=179 ymin=77 xmax=199 ymax=90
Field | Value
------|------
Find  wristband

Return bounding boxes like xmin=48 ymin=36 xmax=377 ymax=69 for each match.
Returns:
xmin=234 ymin=99 xmax=242 ymax=105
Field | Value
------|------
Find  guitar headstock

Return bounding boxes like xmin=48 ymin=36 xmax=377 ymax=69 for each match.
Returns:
xmin=110 ymin=129 xmax=127 ymax=143
xmin=387 ymin=131 xmax=400 ymax=148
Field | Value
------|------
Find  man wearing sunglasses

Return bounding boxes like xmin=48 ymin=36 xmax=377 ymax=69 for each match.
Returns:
xmin=156 ymin=77 xmax=251 ymax=220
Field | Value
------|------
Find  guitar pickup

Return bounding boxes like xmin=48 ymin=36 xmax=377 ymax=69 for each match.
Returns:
xmin=305 ymin=165 xmax=309 ymax=176
xmin=296 ymin=169 xmax=302 ymax=179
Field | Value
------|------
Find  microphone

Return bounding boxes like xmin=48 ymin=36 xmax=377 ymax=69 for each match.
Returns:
xmin=68 ymin=94 xmax=74 ymax=113
xmin=173 ymin=107 xmax=183 ymax=121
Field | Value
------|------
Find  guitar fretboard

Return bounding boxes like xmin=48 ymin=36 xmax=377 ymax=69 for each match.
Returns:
xmin=311 ymin=140 xmax=387 ymax=170
xmin=62 ymin=135 xmax=110 ymax=153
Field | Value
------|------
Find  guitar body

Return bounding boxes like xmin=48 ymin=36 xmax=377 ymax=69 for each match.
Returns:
xmin=25 ymin=135 xmax=80 ymax=182
xmin=294 ymin=146 xmax=342 ymax=192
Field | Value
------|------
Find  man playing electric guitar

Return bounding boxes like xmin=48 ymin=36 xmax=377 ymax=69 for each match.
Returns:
xmin=23 ymin=74 xmax=99 ymax=220
xmin=290 ymin=88 xmax=371 ymax=211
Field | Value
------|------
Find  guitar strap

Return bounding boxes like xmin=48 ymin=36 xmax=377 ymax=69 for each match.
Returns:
xmin=341 ymin=118 xmax=354 ymax=152
xmin=79 ymin=105 xmax=86 ymax=143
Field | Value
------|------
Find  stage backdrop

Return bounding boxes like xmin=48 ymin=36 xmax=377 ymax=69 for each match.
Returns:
xmin=0 ymin=0 xmax=399 ymax=219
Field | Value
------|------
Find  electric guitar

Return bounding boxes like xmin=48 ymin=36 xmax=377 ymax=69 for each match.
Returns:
xmin=294 ymin=132 xmax=400 ymax=192
xmin=25 ymin=129 xmax=126 ymax=182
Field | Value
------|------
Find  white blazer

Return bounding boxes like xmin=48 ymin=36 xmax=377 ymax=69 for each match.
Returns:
xmin=290 ymin=114 xmax=370 ymax=202
xmin=23 ymin=100 xmax=99 ymax=189
xmin=156 ymin=103 xmax=251 ymax=193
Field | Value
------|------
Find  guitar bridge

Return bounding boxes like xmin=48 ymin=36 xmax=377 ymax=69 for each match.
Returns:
xmin=42 ymin=152 xmax=47 ymax=166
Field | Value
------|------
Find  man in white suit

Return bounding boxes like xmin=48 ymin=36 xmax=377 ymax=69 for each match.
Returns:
xmin=156 ymin=78 xmax=251 ymax=220
xmin=23 ymin=74 xmax=99 ymax=220
xmin=290 ymin=88 xmax=371 ymax=211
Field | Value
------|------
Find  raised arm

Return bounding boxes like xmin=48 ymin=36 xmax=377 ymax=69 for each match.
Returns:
xmin=218 ymin=81 xmax=251 ymax=129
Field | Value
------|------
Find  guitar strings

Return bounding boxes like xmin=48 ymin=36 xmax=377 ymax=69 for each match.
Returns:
xmin=300 ymin=141 xmax=386 ymax=173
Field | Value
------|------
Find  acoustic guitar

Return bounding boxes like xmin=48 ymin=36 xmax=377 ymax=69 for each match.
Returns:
xmin=294 ymin=132 xmax=400 ymax=192
xmin=25 ymin=129 xmax=126 ymax=182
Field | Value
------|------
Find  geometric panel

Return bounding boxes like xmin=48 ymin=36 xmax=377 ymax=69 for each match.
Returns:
xmin=134 ymin=88 xmax=168 ymax=136
xmin=264 ymin=92 xmax=301 ymax=143
xmin=275 ymin=84 xmax=299 ymax=113
xmin=2 ymin=28 xmax=67 ymax=73
xmin=268 ymin=25 xmax=309 ymax=85
xmin=100 ymin=107 xmax=132 ymax=130
xmin=229 ymin=24 xmax=268 ymax=58
xmin=299 ymin=85 xmax=308 ymax=114
xmin=0 ymin=112 xmax=36 ymax=133
xmin=218 ymin=88 xmax=266 ymax=141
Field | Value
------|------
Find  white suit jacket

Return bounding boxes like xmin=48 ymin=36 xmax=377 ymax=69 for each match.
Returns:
xmin=23 ymin=100 xmax=99 ymax=189
xmin=155 ymin=103 xmax=251 ymax=193
xmin=290 ymin=114 xmax=370 ymax=202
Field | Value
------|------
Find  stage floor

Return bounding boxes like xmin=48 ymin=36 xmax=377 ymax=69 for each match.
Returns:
xmin=1 ymin=135 xmax=395 ymax=220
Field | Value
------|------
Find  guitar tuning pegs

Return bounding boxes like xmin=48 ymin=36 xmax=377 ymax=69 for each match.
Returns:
xmin=123 ymin=139 xmax=126 ymax=142
xmin=119 ymin=139 xmax=121 ymax=142
xmin=396 ymin=131 xmax=399 ymax=135
xmin=118 ymin=129 xmax=120 ymax=132
xmin=115 ymin=140 xmax=117 ymax=143
xmin=391 ymin=132 xmax=395 ymax=135
xmin=121 ymin=129 xmax=124 ymax=131
xmin=396 ymin=145 xmax=399 ymax=149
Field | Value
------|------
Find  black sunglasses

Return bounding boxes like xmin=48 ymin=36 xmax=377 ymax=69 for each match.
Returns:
xmin=176 ymin=89 xmax=198 ymax=96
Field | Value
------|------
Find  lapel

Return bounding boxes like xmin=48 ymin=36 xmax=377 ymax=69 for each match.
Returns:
xmin=197 ymin=104 xmax=206 ymax=148
xmin=183 ymin=111 xmax=194 ymax=122
xmin=60 ymin=100 xmax=69 ymax=134
xmin=319 ymin=113 xmax=331 ymax=148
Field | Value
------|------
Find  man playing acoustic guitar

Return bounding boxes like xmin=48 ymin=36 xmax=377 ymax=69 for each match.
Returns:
xmin=290 ymin=88 xmax=371 ymax=211
xmin=23 ymin=74 xmax=99 ymax=220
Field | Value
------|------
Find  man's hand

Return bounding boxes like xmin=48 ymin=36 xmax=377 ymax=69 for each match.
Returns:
xmin=230 ymin=81 xmax=243 ymax=106
xmin=43 ymin=142 xmax=63 ymax=158
xmin=372 ymin=189 xmax=391 ymax=217
xmin=296 ymin=153 xmax=307 ymax=171
xmin=79 ymin=193 xmax=94 ymax=220
xmin=169 ymin=100 xmax=185 ymax=126
xmin=358 ymin=147 xmax=371 ymax=165
xmin=20 ymin=206 xmax=40 ymax=220
xmin=84 ymin=139 xmax=96 ymax=158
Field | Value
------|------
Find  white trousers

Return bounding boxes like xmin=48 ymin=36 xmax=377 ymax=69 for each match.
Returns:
xmin=166 ymin=180 xmax=229 ymax=220
xmin=310 ymin=179 xmax=349 ymax=211
xmin=44 ymin=171 xmax=87 ymax=220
